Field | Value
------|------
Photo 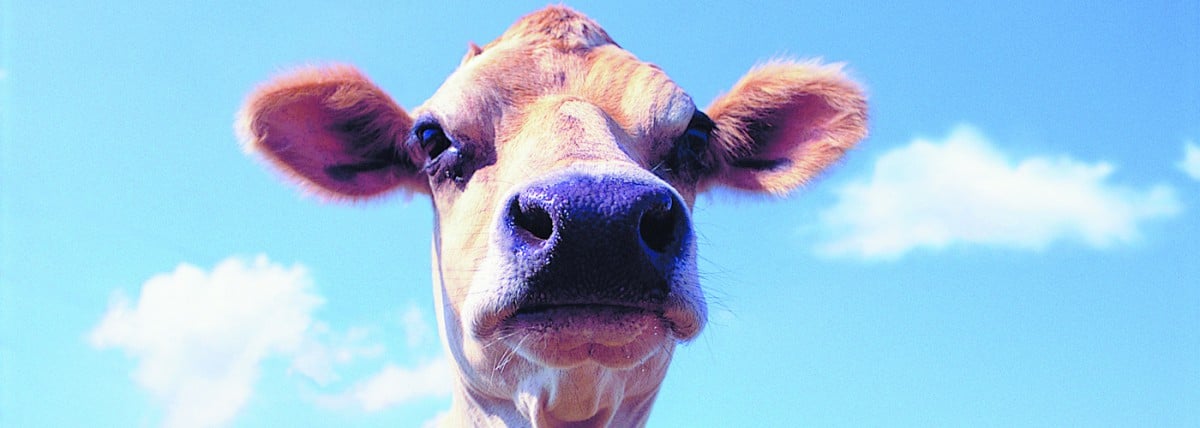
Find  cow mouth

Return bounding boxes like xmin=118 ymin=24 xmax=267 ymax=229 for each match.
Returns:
xmin=490 ymin=303 xmax=682 ymax=369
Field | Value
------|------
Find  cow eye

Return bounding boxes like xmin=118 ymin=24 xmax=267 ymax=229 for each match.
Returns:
xmin=416 ymin=123 xmax=453 ymax=159
xmin=664 ymin=111 xmax=715 ymax=180
xmin=682 ymin=127 xmax=709 ymax=152
xmin=412 ymin=119 xmax=474 ymax=184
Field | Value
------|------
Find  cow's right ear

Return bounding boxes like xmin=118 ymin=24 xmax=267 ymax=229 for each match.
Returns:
xmin=237 ymin=65 xmax=429 ymax=199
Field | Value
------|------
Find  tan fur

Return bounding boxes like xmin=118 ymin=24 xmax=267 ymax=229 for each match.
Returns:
xmin=238 ymin=6 xmax=866 ymax=427
xmin=485 ymin=6 xmax=616 ymax=52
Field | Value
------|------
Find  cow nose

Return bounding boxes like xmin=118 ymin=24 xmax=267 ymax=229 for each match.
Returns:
xmin=502 ymin=175 xmax=691 ymax=304
xmin=507 ymin=176 xmax=688 ymax=256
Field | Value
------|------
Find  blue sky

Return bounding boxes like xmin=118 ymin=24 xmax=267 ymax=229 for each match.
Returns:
xmin=2 ymin=1 xmax=1197 ymax=427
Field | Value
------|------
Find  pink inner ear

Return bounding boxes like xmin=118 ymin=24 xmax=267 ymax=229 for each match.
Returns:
xmin=762 ymin=94 xmax=842 ymax=165
xmin=704 ymin=61 xmax=868 ymax=194
xmin=255 ymin=98 xmax=367 ymax=189
xmin=259 ymin=96 xmax=360 ymax=167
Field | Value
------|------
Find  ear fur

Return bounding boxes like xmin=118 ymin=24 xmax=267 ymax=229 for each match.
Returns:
xmin=236 ymin=65 xmax=428 ymax=200
xmin=703 ymin=60 xmax=868 ymax=194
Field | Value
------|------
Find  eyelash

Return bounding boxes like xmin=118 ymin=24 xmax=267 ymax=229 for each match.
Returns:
xmin=661 ymin=112 xmax=715 ymax=181
xmin=416 ymin=123 xmax=453 ymax=159
xmin=414 ymin=121 xmax=468 ymax=183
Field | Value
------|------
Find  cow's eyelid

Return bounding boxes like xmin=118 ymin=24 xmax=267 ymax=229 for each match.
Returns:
xmin=657 ymin=111 xmax=716 ymax=181
xmin=687 ymin=110 xmax=715 ymax=133
xmin=414 ymin=121 xmax=453 ymax=160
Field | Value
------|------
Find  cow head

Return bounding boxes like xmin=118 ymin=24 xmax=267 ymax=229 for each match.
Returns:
xmin=238 ymin=6 xmax=866 ymax=426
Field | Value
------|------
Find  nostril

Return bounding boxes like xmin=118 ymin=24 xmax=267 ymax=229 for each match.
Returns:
xmin=639 ymin=196 xmax=678 ymax=253
xmin=511 ymin=196 xmax=554 ymax=241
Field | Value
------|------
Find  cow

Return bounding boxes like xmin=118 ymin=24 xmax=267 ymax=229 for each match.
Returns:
xmin=238 ymin=6 xmax=866 ymax=427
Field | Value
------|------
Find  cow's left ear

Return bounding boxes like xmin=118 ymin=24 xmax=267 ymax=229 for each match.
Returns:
xmin=237 ymin=65 xmax=429 ymax=200
xmin=701 ymin=61 xmax=867 ymax=194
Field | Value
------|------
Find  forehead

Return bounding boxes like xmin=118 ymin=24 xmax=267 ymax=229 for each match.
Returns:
xmin=418 ymin=8 xmax=695 ymax=141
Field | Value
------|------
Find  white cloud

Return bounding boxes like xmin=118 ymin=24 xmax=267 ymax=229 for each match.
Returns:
xmin=817 ymin=125 xmax=1181 ymax=259
xmin=91 ymin=256 xmax=452 ymax=426
xmin=90 ymin=256 xmax=323 ymax=428
xmin=314 ymin=358 xmax=454 ymax=412
xmin=1178 ymin=140 xmax=1200 ymax=180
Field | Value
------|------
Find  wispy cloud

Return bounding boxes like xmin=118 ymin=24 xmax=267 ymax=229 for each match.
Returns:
xmin=313 ymin=358 xmax=454 ymax=412
xmin=816 ymin=125 xmax=1181 ymax=259
xmin=352 ymin=359 xmax=454 ymax=411
xmin=400 ymin=304 xmax=435 ymax=348
xmin=290 ymin=324 xmax=385 ymax=386
xmin=301 ymin=303 xmax=452 ymax=413
xmin=423 ymin=411 xmax=450 ymax=428
xmin=90 ymin=256 xmax=323 ymax=428
xmin=1178 ymin=140 xmax=1200 ymax=181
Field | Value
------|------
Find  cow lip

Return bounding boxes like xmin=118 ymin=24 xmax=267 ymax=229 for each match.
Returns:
xmin=498 ymin=301 xmax=667 ymax=333
xmin=486 ymin=303 xmax=662 ymax=336
xmin=492 ymin=303 xmax=674 ymax=368
xmin=474 ymin=298 xmax=702 ymax=343
xmin=476 ymin=301 xmax=654 ymax=337
xmin=513 ymin=302 xmax=657 ymax=316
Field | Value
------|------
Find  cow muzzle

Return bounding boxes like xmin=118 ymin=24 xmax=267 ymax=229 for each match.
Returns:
xmin=474 ymin=171 xmax=705 ymax=368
